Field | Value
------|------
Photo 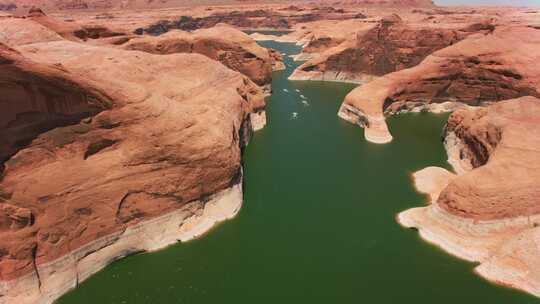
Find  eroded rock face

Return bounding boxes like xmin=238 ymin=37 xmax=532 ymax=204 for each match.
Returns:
xmin=268 ymin=48 xmax=285 ymax=71
xmin=338 ymin=26 xmax=540 ymax=143
xmin=399 ymin=97 xmax=540 ymax=298
xmin=25 ymin=7 xmax=105 ymax=41
xmin=0 ymin=7 xmax=124 ymax=44
xmin=0 ymin=17 xmax=265 ymax=304
xmin=290 ymin=15 xmax=480 ymax=82
xmin=439 ymin=98 xmax=540 ymax=220
xmin=0 ymin=0 xmax=435 ymax=11
xmin=289 ymin=18 xmax=376 ymax=62
xmin=137 ymin=9 xmax=365 ymax=35
xmin=123 ymin=25 xmax=274 ymax=85
xmin=0 ymin=43 xmax=112 ymax=171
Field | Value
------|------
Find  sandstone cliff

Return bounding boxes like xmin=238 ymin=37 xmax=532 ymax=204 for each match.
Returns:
xmin=289 ymin=15 xmax=479 ymax=83
xmin=0 ymin=0 xmax=434 ymax=12
xmin=0 ymin=8 xmax=124 ymax=44
xmin=136 ymin=7 xmax=368 ymax=35
xmin=0 ymin=16 xmax=265 ymax=304
xmin=123 ymin=25 xmax=275 ymax=86
xmin=338 ymin=26 xmax=540 ymax=143
xmin=0 ymin=43 xmax=112 ymax=172
xmin=399 ymin=97 xmax=540 ymax=298
xmin=287 ymin=18 xmax=374 ymax=62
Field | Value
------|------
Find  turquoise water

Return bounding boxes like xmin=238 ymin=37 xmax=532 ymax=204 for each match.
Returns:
xmin=57 ymin=41 xmax=539 ymax=304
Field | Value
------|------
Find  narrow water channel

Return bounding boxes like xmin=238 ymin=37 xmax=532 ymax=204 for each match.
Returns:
xmin=57 ymin=41 xmax=538 ymax=304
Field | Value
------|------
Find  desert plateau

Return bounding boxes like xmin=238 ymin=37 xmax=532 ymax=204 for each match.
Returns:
xmin=0 ymin=0 xmax=539 ymax=303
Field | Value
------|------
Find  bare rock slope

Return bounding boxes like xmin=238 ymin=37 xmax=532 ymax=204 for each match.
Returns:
xmin=123 ymin=25 xmax=275 ymax=86
xmin=0 ymin=15 xmax=265 ymax=304
xmin=338 ymin=26 xmax=540 ymax=143
xmin=399 ymin=97 xmax=540 ymax=298
xmin=289 ymin=15 xmax=484 ymax=83
xmin=0 ymin=8 xmax=123 ymax=44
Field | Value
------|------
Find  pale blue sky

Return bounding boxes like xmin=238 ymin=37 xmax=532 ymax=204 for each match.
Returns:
xmin=434 ymin=0 xmax=539 ymax=6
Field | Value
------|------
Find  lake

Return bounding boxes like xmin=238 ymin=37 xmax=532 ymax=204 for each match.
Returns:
xmin=57 ymin=40 xmax=538 ymax=304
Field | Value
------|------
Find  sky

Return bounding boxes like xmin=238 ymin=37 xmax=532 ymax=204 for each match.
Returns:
xmin=434 ymin=0 xmax=540 ymax=6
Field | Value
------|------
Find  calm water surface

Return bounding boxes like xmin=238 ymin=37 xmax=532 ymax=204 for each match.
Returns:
xmin=58 ymin=41 xmax=539 ymax=304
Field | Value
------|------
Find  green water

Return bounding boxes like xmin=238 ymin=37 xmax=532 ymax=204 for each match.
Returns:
xmin=57 ymin=41 xmax=539 ymax=304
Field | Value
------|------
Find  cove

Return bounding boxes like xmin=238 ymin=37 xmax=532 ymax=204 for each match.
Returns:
xmin=56 ymin=41 xmax=539 ymax=303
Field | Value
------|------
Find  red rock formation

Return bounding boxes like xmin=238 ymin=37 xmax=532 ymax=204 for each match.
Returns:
xmin=0 ymin=43 xmax=112 ymax=171
xmin=123 ymin=25 xmax=274 ymax=85
xmin=138 ymin=9 xmax=366 ymax=35
xmin=290 ymin=15 xmax=483 ymax=82
xmin=285 ymin=18 xmax=377 ymax=62
xmin=0 ymin=17 xmax=265 ymax=304
xmin=268 ymin=48 xmax=285 ymax=71
xmin=0 ymin=12 xmax=124 ymax=47
xmin=399 ymin=97 xmax=540 ymax=298
xmin=0 ymin=0 xmax=435 ymax=11
xmin=25 ymin=7 xmax=124 ymax=41
xmin=439 ymin=99 xmax=540 ymax=220
xmin=338 ymin=26 xmax=540 ymax=143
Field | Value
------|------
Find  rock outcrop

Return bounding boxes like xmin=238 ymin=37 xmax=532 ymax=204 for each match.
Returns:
xmin=0 ymin=16 xmax=265 ymax=304
xmin=338 ymin=26 xmax=540 ymax=143
xmin=137 ymin=9 xmax=365 ymax=35
xmin=123 ymin=25 xmax=274 ymax=86
xmin=268 ymin=48 xmax=285 ymax=71
xmin=0 ymin=0 xmax=435 ymax=11
xmin=26 ymin=7 xmax=123 ymax=41
xmin=288 ymin=18 xmax=375 ymax=62
xmin=0 ymin=43 xmax=111 ymax=172
xmin=289 ymin=15 xmax=485 ymax=83
xmin=399 ymin=97 xmax=540 ymax=298
xmin=0 ymin=8 xmax=124 ymax=45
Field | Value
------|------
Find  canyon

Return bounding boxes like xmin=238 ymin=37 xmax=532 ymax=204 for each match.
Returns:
xmin=0 ymin=1 xmax=539 ymax=303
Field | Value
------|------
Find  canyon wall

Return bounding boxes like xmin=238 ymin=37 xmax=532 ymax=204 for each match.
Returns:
xmin=399 ymin=97 xmax=540 ymax=298
xmin=0 ymin=12 xmax=269 ymax=304
xmin=0 ymin=0 xmax=435 ymax=12
xmin=337 ymin=26 xmax=540 ymax=143
xmin=289 ymin=14 xmax=484 ymax=83
xmin=123 ymin=25 xmax=275 ymax=86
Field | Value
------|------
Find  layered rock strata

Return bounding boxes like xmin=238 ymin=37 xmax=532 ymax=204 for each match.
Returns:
xmin=0 ymin=18 xmax=265 ymax=304
xmin=399 ymin=97 xmax=540 ymax=298
xmin=0 ymin=43 xmax=111 ymax=171
xmin=0 ymin=8 xmax=123 ymax=45
xmin=338 ymin=26 xmax=540 ymax=143
xmin=0 ymin=0 xmax=435 ymax=12
xmin=123 ymin=25 xmax=275 ymax=86
xmin=137 ymin=9 xmax=365 ymax=35
xmin=289 ymin=15 xmax=475 ymax=83
xmin=287 ymin=18 xmax=375 ymax=63
xmin=28 ymin=7 xmax=124 ymax=41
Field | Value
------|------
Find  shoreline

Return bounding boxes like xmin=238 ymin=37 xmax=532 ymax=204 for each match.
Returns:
xmin=337 ymin=101 xmax=476 ymax=144
xmin=398 ymin=142 xmax=540 ymax=298
xmin=0 ymin=31 xmax=272 ymax=304
xmin=337 ymin=103 xmax=393 ymax=144
xmin=398 ymin=201 xmax=540 ymax=298
xmin=288 ymin=69 xmax=376 ymax=84
xmin=0 ymin=183 xmax=244 ymax=304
